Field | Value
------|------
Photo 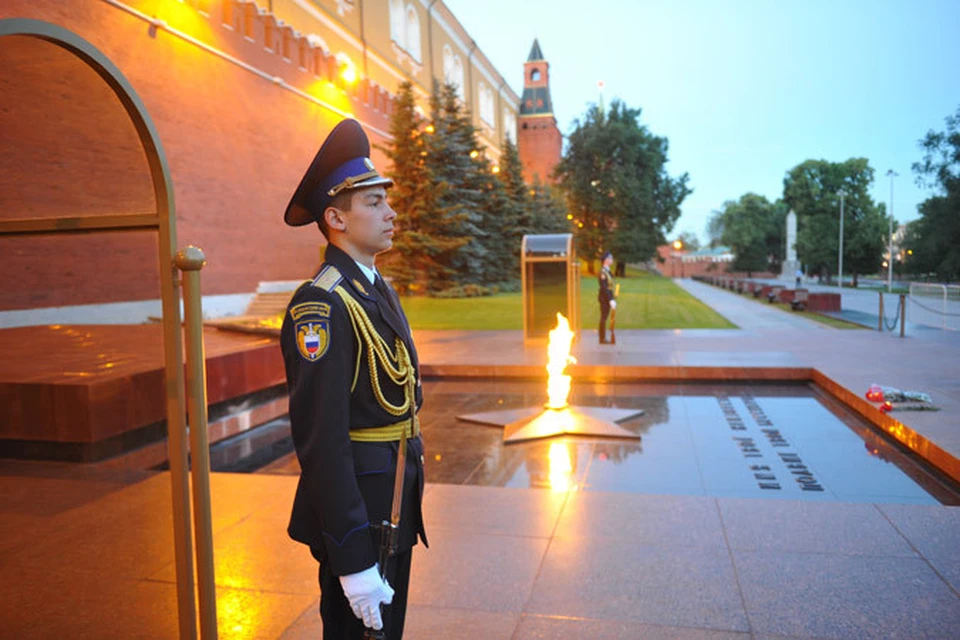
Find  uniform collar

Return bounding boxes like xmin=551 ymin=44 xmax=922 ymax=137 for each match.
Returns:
xmin=323 ymin=243 xmax=376 ymax=300
xmin=354 ymin=259 xmax=377 ymax=285
xmin=324 ymin=243 xmax=411 ymax=345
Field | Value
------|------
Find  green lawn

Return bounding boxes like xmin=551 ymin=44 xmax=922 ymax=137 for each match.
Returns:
xmin=400 ymin=269 xmax=736 ymax=330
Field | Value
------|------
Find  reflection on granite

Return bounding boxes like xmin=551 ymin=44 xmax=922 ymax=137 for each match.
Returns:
xmin=245 ymin=380 xmax=957 ymax=505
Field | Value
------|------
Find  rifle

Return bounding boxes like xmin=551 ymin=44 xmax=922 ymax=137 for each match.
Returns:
xmin=609 ymin=283 xmax=620 ymax=344
xmin=362 ymin=411 xmax=413 ymax=639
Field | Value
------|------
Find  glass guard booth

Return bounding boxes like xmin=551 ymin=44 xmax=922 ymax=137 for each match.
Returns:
xmin=521 ymin=234 xmax=581 ymax=341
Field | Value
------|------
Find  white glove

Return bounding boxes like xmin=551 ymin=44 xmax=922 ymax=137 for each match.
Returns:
xmin=339 ymin=564 xmax=394 ymax=630
xmin=609 ymin=300 xmax=617 ymax=310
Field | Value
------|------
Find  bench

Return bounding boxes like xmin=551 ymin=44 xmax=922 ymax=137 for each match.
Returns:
xmin=790 ymin=289 xmax=809 ymax=311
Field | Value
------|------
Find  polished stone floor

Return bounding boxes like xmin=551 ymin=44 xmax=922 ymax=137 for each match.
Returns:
xmin=241 ymin=381 xmax=957 ymax=505
xmin=3 ymin=464 xmax=959 ymax=639
xmin=3 ymin=278 xmax=960 ymax=638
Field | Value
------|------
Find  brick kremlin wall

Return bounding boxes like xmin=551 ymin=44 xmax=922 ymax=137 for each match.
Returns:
xmin=0 ymin=0 xmax=394 ymax=311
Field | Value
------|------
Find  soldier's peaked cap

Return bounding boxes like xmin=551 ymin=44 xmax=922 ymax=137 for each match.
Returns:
xmin=284 ymin=119 xmax=393 ymax=227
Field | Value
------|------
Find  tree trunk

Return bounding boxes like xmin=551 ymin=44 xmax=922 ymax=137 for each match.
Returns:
xmin=852 ymin=272 xmax=859 ymax=288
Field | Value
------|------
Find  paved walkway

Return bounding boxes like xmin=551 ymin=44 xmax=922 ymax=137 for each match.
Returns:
xmin=2 ymin=279 xmax=959 ymax=638
xmin=751 ymin=276 xmax=960 ymax=332
xmin=673 ymin=279 xmax=830 ymax=331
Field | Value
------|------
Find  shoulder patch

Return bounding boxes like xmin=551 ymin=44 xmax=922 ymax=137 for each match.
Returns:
xmin=312 ymin=265 xmax=343 ymax=292
xmin=290 ymin=301 xmax=332 ymax=362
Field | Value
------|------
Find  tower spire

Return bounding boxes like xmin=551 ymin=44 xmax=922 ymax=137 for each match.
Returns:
xmin=520 ymin=40 xmax=553 ymax=117
xmin=527 ymin=38 xmax=544 ymax=62
xmin=517 ymin=39 xmax=562 ymax=184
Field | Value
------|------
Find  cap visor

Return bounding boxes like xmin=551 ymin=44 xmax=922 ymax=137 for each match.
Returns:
xmin=347 ymin=176 xmax=394 ymax=191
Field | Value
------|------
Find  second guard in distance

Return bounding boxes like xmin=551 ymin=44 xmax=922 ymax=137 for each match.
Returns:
xmin=598 ymin=250 xmax=618 ymax=344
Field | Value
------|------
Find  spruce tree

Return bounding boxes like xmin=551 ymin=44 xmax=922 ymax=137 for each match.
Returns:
xmin=478 ymin=157 xmax=515 ymax=287
xmin=378 ymin=80 xmax=465 ymax=293
xmin=529 ymin=178 xmax=569 ymax=234
xmin=490 ymin=138 xmax=531 ymax=287
xmin=425 ymin=82 xmax=489 ymax=288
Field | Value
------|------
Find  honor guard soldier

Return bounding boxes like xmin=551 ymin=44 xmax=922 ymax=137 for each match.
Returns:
xmin=281 ymin=119 xmax=426 ymax=639
xmin=598 ymin=251 xmax=617 ymax=344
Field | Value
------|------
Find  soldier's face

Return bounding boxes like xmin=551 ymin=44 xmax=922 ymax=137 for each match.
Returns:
xmin=335 ymin=186 xmax=397 ymax=261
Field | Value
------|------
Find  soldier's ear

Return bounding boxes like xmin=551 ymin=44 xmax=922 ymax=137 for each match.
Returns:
xmin=324 ymin=206 xmax=347 ymax=232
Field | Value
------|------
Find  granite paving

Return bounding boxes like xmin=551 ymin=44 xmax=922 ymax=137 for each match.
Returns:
xmin=2 ymin=277 xmax=959 ymax=638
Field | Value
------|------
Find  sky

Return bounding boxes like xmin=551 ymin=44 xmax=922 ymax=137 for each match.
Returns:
xmin=442 ymin=0 xmax=960 ymax=243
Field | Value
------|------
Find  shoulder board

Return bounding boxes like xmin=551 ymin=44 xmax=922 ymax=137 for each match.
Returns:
xmin=311 ymin=265 xmax=343 ymax=292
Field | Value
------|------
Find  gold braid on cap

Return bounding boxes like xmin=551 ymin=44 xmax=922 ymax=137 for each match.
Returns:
xmin=334 ymin=286 xmax=416 ymax=418
xmin=327 ymin=171 xmax=379 ymax=197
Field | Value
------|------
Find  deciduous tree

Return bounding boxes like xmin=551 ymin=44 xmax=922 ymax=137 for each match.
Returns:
xmin=905 ymin=105 xmax=960 ymax=281
xmin=783 ymin=158 xmax=889 ymax=286
xmin=554 ymin=100 xmax=690 ymax=270
xmin=709 ymin=194 xmax=785 ymax=276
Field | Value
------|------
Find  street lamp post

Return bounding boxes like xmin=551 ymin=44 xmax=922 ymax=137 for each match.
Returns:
xmin=886 ymin=169 xmax=898 ymax=292
xmin=837 ymin=188 xmax=847 ymax=289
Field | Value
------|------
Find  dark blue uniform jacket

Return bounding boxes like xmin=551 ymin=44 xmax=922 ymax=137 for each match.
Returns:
xmin=280 ymin=243 xmax=426 ymax=577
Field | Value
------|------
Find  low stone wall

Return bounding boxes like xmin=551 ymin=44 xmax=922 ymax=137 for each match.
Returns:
xmin=807 ymin=293 xmax=841 ymax=312
xmin=694 ymin=275 xmax=841 ymax=312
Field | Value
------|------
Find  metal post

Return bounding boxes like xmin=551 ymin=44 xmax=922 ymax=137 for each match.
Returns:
xmin=175 ymin=246 xmax=219 ymax=640
xmin=900 ymin=293 xmax=906 ymax=338
xmin=886 ymin=170 xmax=898 ymax=293
xmin=162 ymin=258 xmax=197 ymax=640
xmin=944 ymin=286 xmax=948 ymax=331
xmin=878 ymin=292 xmax=883 ymax=331
xmin=837 ymin=188 xmax=846 ymax=289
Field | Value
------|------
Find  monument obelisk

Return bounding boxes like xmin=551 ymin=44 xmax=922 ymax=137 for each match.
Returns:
xmin=780 ymin=210 xmax=801 ymax=281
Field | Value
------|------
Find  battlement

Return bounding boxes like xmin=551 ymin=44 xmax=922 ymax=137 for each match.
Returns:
xmin=164 ymin=0 xmax=396 ymax=119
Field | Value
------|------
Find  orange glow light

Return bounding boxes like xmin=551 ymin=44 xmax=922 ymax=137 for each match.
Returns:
xmin=548 ymin=441 xmax=574 ymax=492
xmin=305 ymin=79 xmax=355 ymax=117
xmin=425 ymin=124 xmax=435 ymax=133
xmin=672 ymin=240 xmax=683 ymax=250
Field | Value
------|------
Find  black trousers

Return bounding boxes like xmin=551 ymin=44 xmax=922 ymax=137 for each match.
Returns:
xmin=314 ymin=549 xmax=413 ymax=640
xmin=599 ymin=301 xmax=611 ymax=342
